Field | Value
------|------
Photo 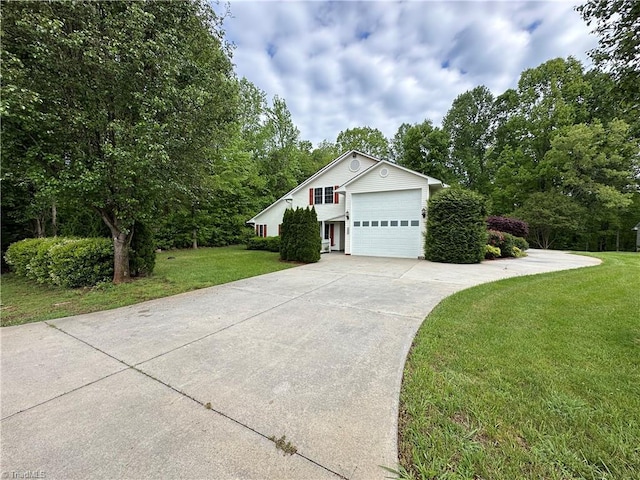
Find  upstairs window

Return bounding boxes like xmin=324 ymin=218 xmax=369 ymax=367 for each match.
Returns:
xmin=309 ymin=185 xmax=340 ymax=205
xmin=324 ymin=186 xmax=334 ymax=204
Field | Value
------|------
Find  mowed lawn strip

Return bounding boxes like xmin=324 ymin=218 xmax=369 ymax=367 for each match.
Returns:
xmin=399 ymin=252 xmax=640 ymax=480
xmin=1 ymin=246 xmax=296 ymax=327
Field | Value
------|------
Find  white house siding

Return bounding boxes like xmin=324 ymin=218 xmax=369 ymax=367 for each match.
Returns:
xmin=250 ymin=152 xmax=378 ymax=236
xmin=344 ymin=163 xmax=430 ymax=256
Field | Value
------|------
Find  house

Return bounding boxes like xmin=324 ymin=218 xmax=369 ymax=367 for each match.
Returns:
xmin=247 ymin=150 xmax=446 ymax=259
xmin=634 ymin=222 xmax=640 ymax=252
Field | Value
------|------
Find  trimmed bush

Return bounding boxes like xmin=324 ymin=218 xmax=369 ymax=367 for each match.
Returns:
xmin=513 ymin=236 xmax=529 ymax=251
xmin=246 ymin=236 xmax=281 ymax=252
xmin=499 ymin=232 xmax=517 ymax=258
xmin=4 ymin=238 xmax=47 ymax=277
xmin=280 ymin=207 xmax=321 ymax=263
xmin=130 ymin=222 xmax=156 ymax=277
xmin=425 ymin=189 xmax=487 ymax=264
xmin=48 ymin=238 xmax=113 ymax=287
xmin=487 ymin=216 xmax=529 ymax=238
xmin=28 ymin=237 xmax=72 ymax=283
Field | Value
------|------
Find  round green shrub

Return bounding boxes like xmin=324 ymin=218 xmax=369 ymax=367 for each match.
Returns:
xmin=4 ymin=238 xmax=47 ymax=276
xmin=28 ymin=237 xmax=73 ymax=283
xmin=425 ymin=188 xmax=487 ymax=264
xmin=49 ymin=238 xmax=114 ymax=287
xmin=513 ymin=236 xmax=529 ymax=251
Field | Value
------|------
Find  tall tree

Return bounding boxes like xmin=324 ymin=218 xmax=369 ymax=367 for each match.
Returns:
xmin=2 ymin=1 xmax=237 ymax=282
xmin=396 ymin=121 xmax=452 ymax=183
xmin=442 ymin=85 xmax=495 ymax=194
xmin=336 ymin=126 xmax=389 ymax=159
xmin=490 ymin=57 xmax=593 ymax=211
xmin=577 ymin=0 xmax=640 ymax=116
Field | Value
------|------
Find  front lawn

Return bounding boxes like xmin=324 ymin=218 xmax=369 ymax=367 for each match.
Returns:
xmin=1 ymin=246 xmax=296 ymax=327
xmin=398 ymin=252 xmax=639 ymax=479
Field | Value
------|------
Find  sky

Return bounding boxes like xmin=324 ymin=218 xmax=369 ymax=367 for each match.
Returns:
xmin=217 ymin=0 xmax=598 ymax=147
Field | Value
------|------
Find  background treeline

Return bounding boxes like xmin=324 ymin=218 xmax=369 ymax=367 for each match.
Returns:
xmin=2 ymin=1 xmax=638 ymax=280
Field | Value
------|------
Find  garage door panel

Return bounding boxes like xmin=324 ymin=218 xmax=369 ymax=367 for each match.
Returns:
xmin=351 ymin=190 xmax=422 ymax=258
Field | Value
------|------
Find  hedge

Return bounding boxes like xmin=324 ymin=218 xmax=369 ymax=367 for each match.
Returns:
xmin=246 ymin=236 xmax=281 ymax=252
xmin=425 ymin=189 xmax=487 ymax=264
xmin=28 ymin=237 xmax=73 ymax=283
xmin=48 ymin=238 xmax=114 ymax=287
xmin=5 ymin=237 xmax=113 ymax=287
xmin=4 ymin=238 xmax=47 ymax=277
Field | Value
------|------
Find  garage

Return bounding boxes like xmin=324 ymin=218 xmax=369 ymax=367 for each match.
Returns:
xmin=351 ymin=189 xmax=423 ymax=258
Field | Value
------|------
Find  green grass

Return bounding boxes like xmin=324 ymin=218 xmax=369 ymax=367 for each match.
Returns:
xmin=398 ymin=252 xmax=640 ymax=480
xmin=0 ymin=245 xmax=296 ymax=327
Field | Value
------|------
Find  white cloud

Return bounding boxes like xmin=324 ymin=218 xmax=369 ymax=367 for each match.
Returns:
xmin=221 ymin=0 xmax=598 ymax=146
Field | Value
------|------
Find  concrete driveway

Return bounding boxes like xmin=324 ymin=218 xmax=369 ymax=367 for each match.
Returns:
xmin=1 ymin=250 xmax=600 ymax=480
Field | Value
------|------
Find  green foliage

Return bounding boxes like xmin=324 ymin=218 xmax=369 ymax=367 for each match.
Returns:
xmin=578 ymin=0 xmax=640 ymax=113
xmin=130 ymin=222 xmax=155 ymax=277
xmin=28 ymin=237 xmax=72 ymax=283
xmin=4 ymin=238 xmax=48 ymax=277
xmin=484 ymin=244 xmax=501 ymax=260
xmin=336 ymin=126 xmax=389 ymax=159
xmin=442 ymin=85 xmax=495 ymax=193
xmin=246 ymin=236 xmax=281 ymax=253
xmin=499 ymin=232 xmax=517 ymax=258
xmin=515 ymin=192 xmax=587 ymax=249
xmin=5 ymin=237 xmax=113 ymax=287
xmin=395 ymin=120 xmax=452 ymax=182
xmin=280 ymin=207 xmax=321 ymax=263
xmin=425 ymin=189 xmax=488 ymax=264
xmin=513 ymin=236 xmax=529 ymax=252
xmin=1 ymin=0 xmax=238 ymax=283
xmin=48 ymin=238 xmax=114 ymax=288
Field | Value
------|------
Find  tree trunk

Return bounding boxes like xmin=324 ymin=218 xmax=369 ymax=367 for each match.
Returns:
xmin=51 ymin=202 xmax=58 ymax=237
xmin=112 ymin=232 xmax=131 ymax=284
xmin=34 ymin=217 xmax=45 ymax=238
xmin=98 ymin=208 xmax=133 ymax=284
xmin=192 ymin=229 xmax=198 ymax=249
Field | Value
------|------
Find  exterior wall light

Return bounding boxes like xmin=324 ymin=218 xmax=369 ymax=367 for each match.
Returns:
xmin=421 ymin=208 xmax=426 ymax=218
xmin=346 ymin=210 xmax=350 ymax=220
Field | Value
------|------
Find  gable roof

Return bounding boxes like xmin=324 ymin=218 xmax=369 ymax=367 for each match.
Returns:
xmin=336 ymin=159 xmax=445 ymax=192
xmin=247 ymin=150 xmax=381 ymax=223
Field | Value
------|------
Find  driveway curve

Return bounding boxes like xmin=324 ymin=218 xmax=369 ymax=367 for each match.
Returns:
xmin=0 ymin=250 xmax=600 ymax=480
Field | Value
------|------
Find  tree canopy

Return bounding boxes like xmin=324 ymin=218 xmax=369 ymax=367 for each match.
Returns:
xmin=3 ymin=0 xmax=639 ymax=283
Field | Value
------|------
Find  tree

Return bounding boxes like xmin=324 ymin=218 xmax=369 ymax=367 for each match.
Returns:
xmin=2 ymin=1 xmax=237 ymax=283
xmin=336 ymin=126 xmax=389 ymax=159
xmin=442 ymin=86 xmax=495 ymax=194
xmin=389 ymin=123 xmax=412 ymax=164
xmin=541 ymin=119 xmax=639 ymax=249
xmin=577 ymin=0 xmax=640 ymax=113
xmin=489 ymin=58 xmax=593 ymax=210
xmin=515 ymin=193 xmax=587 ymax=249
xmin=396 ymin=121 xmax=452 ymax=183
xmin=260 ymin=95 xmax=302 ymax=200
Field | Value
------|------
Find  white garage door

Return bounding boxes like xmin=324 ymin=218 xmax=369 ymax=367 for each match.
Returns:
xmin=351 ymin=189 xmax=423 ymax=258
